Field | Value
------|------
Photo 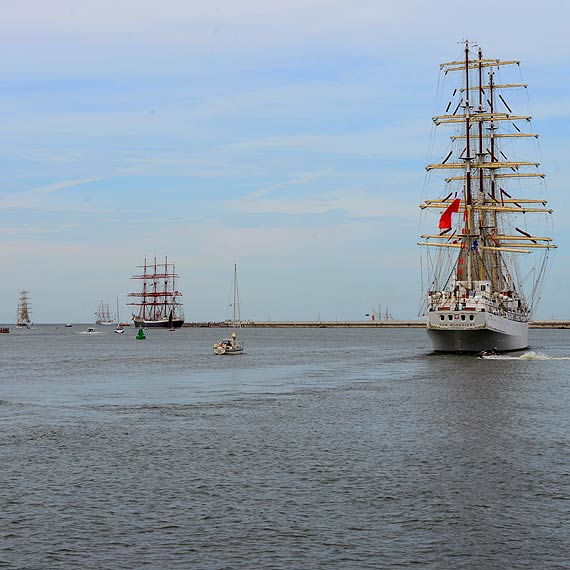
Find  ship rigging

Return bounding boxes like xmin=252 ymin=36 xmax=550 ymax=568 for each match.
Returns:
xmin=418 ymin=41 xmax=556 ymax=352
xmin=128 ymin=256 xmax=185 ymax=329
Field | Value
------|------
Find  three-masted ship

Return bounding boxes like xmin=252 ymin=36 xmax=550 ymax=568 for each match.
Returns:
xmin=418 ymin=42 xmax=556 ymax=352
xmin=16 ymin=290 xmax=32 ymax=328
xmin=95 ymin=301 xmax=115 ymax=325
xmin=128 ymin=256 xmax=185 ymax=328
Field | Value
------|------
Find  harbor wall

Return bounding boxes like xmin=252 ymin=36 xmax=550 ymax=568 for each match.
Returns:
xmin=184 ymin=320 xmax=570 ymax=329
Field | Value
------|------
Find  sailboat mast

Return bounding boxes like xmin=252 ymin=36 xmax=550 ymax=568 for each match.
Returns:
xmin=233 ymin=263 xmax=237 ymax=329
xmin=236 ymin=265 xmax=241 ymax=328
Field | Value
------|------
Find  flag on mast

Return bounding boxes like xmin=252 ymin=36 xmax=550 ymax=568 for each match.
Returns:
xmin=439 ymin=198 xmax=461 ymax=230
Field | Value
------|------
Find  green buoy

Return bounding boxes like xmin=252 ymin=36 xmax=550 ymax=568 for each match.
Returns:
xmin=136 ymin=327 xmax=146 ymax=340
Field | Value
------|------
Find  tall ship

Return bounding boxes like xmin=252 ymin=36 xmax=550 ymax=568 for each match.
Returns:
xmin=95 ymin=300 xmax=115 ymax=325
xmin=418 ymin=42 xmax=556 ymax=352
xmin=128 ymin=256 xmax=185 ymax=328
xmin=16 ymin=290 xmax=32 ymax=328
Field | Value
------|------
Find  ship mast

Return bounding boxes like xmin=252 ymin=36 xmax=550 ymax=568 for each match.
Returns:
xmin=418 ymin=43 xmax=556 ymax=313
xmin=464 ymin=41 xmax=473 ymax=290
xmin=128 ymin=256 xmax=184 ymax=323
xmin=17 ymin=290 xmax=32 ymax=323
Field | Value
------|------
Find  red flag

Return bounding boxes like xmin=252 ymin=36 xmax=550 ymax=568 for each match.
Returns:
xmin=439 ymin=198 xmax=461 ymax=230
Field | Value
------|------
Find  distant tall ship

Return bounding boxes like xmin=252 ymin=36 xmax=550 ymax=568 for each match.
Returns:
xmin=128 ymin=256 xmax=185 ymax=329
xmin=418 ymin=41 xmax=556 ymax=352
xmin=16 ymin=290 xmax=32 ymax=328
xmin=95 ymin=301 xmax=115 ymax=325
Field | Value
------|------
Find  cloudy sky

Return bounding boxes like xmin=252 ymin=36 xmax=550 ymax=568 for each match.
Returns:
xmin=1 ymin=0 xmax=569 ymax=323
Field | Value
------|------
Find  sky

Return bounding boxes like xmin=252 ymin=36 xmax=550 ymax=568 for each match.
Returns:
xmin=1 ymin=0 xmax=569 ymax=323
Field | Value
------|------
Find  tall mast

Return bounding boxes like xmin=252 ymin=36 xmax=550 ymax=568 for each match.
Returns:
xmin=233 ymin=263 xmax=237 ymax=329
xmin=153 ymin=257 xmax=157 ymax=321
xmin=477 ymin=46 xmax=486 ymax=282
xmin=464 ymin=41 xmax=473 ymax=288
xmin=141 ymin=255 xmax=147 ymax=320
xmin=164 ymin=255 xmax=169 ymax=318
xmin=488 ymin=69 xmax=500 ymax=290
xmin=477 ymin=47 xmax=484 ymax=199
xmin=419 ymin=45 xmax=556 ymax=317
xmin=128 ymin=255 xmax=184 ymax=323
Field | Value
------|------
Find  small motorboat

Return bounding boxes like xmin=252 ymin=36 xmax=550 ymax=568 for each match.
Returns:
xmin=86 ymin=327 xmax=96 ymax=333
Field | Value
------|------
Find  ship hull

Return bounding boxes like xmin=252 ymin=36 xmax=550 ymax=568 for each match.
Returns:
xmin=426 ymin=311 xmax=528 ymax=353
xmin=133 ymin=317 xmax=184 ymax=329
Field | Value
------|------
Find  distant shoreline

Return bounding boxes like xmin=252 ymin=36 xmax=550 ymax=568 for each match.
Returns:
xmin=3 ymin=321 xmax=568 ymax=329
xmin=182 ymin=320 xmax=570 ymax=329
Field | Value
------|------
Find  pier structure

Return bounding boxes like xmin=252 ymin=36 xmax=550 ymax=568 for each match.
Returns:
xmin=184 ymin=320 xmax=570 ymax=329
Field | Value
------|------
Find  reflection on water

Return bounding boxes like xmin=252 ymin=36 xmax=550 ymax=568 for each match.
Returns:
xmin=1 ymin=326 xmax=569 ymax=569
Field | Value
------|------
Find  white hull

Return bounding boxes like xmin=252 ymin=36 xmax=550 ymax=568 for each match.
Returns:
xmin=213 ymin=343 xmax=244 ymax=355
xmin=214 ymin=348 xmax=244 ymax=355
xmin=427 ymin=310 xmax=528 ymax=352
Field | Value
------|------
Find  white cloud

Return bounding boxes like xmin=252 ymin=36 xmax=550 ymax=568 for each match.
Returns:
xmin=0 ymin=177 xmax=102 ymax=210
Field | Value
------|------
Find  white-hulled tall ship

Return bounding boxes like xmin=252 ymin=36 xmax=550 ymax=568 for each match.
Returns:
xmin=95 ymin=301 xmax=115 ymax=325
xmin=418 ymin=41 xmax=556 ymax=353
xmin=128 ymin=256 xmax=185 ymax=328
xmin=16 ymin=290 xmax=32 ymax=328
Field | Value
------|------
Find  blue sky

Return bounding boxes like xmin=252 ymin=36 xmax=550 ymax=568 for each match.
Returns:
xmin=1 ymin=0 xmax=569 ymax=323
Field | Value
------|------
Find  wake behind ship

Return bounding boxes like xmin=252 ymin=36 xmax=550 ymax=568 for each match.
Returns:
xmin=128 ymin=256 xmax=185 ymax=328
xmin=417 ymin=42 xmax=555 ymax=353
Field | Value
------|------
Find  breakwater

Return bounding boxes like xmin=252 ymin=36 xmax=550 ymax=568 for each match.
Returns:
xmin=184 ymin=320 xmax=570 ymax=329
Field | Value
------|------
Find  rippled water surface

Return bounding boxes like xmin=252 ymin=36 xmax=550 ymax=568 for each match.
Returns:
xmin=1 ymin=326 xmax=569 ymax=569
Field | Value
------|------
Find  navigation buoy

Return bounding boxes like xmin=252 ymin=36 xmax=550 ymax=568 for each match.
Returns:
xmin=136 ymin=328 xmax=146 ymax=340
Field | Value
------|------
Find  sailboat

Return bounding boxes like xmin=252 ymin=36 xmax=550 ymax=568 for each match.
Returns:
xmin=95 ymin=301 xmax=115 ymax=325
xmin=16 ymin=290 xmax=32 ymax=328
xmin=418 ymin=42 xmax=556 ymax=352
xmin=128 ymin=256 xmax=185 ymax=328
xmin=214 ymin=264 xmax=244 ymax=355
xmin=114 ymin=298 xmax=124 ymax=334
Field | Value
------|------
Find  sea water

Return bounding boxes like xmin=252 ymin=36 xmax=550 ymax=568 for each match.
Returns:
xmin=1 ymin=326 xmax=569 ymax=569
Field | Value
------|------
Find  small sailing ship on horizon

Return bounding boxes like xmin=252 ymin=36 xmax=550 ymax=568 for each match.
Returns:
xmin=16 ymin=290 xmax=32 ymax=328
xmin=418 ymin=41 xmax=556 ymax=352
xmin=95 ymin=300 xmax=115 ymax=325
xmin=214 ymin=264 xmax=244 ymax=355
xmin=128 ymin=256 xmax=185 ymax=329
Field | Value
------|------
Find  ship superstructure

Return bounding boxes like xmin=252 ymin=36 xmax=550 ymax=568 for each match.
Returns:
xmin=418 ymin=41 xmax=556 ymax=352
